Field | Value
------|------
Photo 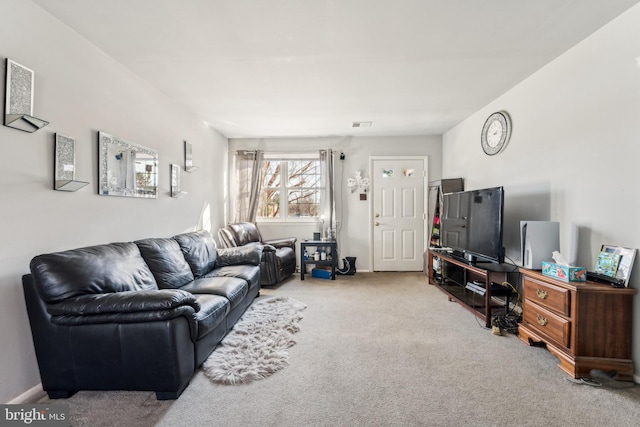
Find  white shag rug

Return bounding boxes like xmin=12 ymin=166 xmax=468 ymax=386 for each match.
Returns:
xmin=202 ymin=296 xmax=307 ymax=385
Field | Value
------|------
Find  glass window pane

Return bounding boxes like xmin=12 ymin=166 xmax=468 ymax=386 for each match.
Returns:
xmin=258 ymin=189 xmax=280 ymax=218
xmin=261 ymin=160 xmax=281 ymax=188
xmin=288 ymin=189 xmax=319 ymax=217
xmin=287 ymin=160 xmax=320 ymax=188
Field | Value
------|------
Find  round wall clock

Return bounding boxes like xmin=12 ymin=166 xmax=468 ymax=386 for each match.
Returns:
xmin=481 ymin=111 xmax=512 ymax=156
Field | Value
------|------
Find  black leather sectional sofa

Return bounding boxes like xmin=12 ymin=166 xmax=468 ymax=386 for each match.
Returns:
xmin=22 ymin=230 xmax=262 ymax=400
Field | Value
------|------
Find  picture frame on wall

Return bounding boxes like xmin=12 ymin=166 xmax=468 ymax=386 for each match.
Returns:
xmin=600 ymin=245 xmax=636 ymax=287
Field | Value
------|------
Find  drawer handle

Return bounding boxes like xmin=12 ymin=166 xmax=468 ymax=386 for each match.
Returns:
xmin=537 ymin=315 xmax=548 ymax=326
xmin=536 ymin=289 xmax=549 ymax=300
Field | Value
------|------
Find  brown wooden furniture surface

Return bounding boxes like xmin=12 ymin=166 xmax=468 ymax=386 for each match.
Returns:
xmin=427 ymin=249 xmax=515 ymax=327
xmin=519 ymin=268 xmax=636 ymax=380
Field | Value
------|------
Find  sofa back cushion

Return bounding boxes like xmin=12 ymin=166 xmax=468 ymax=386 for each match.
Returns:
xmin=135 ymin=238 xmax=194 ymax=289
xmin=226 ymin=223 xmax=262 ymax=247
xmin=173 ymin=230 xmax=218 ymax=278
xmin=30 ymin=242 xmax=158 ymax=303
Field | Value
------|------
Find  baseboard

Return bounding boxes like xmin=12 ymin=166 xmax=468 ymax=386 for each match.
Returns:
xmin=8 ymin=383 xmax=45 ymax=404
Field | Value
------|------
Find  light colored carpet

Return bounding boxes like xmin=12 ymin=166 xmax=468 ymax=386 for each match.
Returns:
xmin=203 ymin=296 xmax=306 ymax=384
xmin=38 ymin=272 xmax=640 ymax=426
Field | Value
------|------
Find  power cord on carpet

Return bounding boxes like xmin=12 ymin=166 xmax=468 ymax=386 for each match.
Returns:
xmin=470 ymin=280 xmax=522 ymax=335
xmin=565 ymin=370 xmax=636 ymax=389
xmin=490 ymin=280 xmax=522 ymax=335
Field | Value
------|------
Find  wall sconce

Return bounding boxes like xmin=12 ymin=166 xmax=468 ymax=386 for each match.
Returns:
xmin=54 ymin=134 xmax=89 ymax=191
xmin=171 ymin=164 xmax=187 ymax=198
xmin=346 ymin=170 xmax=370 ymax=193
xmin=184 ymin=141 xmax=199 ymax=172
xmin=4 ymin=59 xmax=49 ymax=132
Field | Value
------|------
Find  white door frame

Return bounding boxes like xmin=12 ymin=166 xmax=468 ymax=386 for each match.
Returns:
xmin=368 ymin=155 xmax=429 ymax=271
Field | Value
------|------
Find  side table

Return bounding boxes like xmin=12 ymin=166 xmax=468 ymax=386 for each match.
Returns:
xmin=300 ymin=240 xmax=338 ymax=280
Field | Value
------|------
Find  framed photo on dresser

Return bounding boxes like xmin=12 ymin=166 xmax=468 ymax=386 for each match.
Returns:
xmin=600 ymin=245 xmax=636 ymax=287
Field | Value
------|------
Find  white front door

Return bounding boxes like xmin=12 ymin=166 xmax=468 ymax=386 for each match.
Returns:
xmin=371 ymin=157 xmax=427 ymax=271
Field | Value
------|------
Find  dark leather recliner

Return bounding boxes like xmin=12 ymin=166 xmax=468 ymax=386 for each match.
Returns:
xmin=218 ymin=222 xmax=296 ymax=286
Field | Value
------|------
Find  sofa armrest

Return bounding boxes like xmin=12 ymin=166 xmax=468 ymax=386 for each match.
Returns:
xmin=261 ymin=244 xmax=277 ymax=253
xmin=216 ymin=243 xmax=263 ymax=267
xmin=263 ymin=237 xmax=297 ymax=250
xmin=47 ymin=290 xmax=201 ymax=341
xmin=47 ymin=289 xmax=200 ymax=316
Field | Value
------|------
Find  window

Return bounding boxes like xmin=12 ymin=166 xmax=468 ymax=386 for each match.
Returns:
xmin=257 ymin=155 xmax=321 ymax=220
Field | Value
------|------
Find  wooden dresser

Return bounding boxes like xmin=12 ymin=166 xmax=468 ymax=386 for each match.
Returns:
xmin=519 ymin=268 xmax=636 ymax=380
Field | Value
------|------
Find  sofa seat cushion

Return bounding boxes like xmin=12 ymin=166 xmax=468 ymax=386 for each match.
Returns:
xmin=203 ymin=265 xmax=260 ymax=290
xmin=135 ymin=238 xmax=194 ymax=289
xmin=173 ymin=231 xmax=217 ymax=278
xmin=216 ymin=244 xmax=263 ymax=267
xmin=181 ymin=277 xmax=247 ymax=310
xmin=30 ymin=242 xmax=158 ymax=303
xmin=193 ymin=294 xmax=229 ymax=340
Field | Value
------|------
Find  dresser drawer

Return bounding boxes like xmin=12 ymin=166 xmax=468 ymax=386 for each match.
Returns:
xmin=523 ymin=276 xmax=570 ymax=316
xmin=523 ymin=302 xmax=571 ymax=347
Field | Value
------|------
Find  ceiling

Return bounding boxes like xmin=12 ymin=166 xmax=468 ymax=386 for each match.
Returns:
xmin=32 ymin=0 xmax=640 ymax=138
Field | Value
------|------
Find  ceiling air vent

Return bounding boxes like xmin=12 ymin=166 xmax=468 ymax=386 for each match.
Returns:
xmin=352 ymin=121 xmax=372 ymax=128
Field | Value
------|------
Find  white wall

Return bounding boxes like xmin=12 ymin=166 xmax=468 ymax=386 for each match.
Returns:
xmin=229 ymin=135 xmax=443 ymax=271
xmin=443 ymin=4 xmax=640 ymax=375
xmin=0 ymin=1 xmax=228 ymax=402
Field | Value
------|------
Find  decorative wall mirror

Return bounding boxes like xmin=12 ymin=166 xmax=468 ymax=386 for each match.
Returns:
xmin=4 ymin=59 xmax=49 ymax=132
xmin=98 ymin=131 xmax=158 ymax=198
xmin=184 ymin=141 xmax=199 ymax=172
xmin=54 ymin=134 xmax=89 ymax=191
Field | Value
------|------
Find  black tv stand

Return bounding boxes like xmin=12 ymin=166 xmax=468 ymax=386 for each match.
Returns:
xmin=427 ymin=249 xmax=517 ymax=327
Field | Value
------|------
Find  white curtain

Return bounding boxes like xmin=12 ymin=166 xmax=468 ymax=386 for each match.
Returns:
xmin=234 ymin=150 xmax=264 ymax=223
xmin=319 ymin=149 xmax=335 ymax=239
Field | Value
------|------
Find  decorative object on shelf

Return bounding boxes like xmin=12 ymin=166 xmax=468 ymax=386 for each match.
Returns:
xmin=4 ymin=59 xmax=49 ymax=132
xmin=184 ymin=140 xmax=199 ymax=172
xmin=98 ymin=131 xmax=158 ymax=198
xmin=171 ymin=163 xmax=187 ymax=198
xmin=481 ymin=111 xmax=512 ymax=156
xmin=346 ymin=170 xmax=370 ymax=193
xmin=54 ymin=134 xmax=89 ymax=192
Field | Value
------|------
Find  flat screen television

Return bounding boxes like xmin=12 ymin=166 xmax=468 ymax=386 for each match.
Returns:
xmin=440 ymin=186 xmax=504 ymax=264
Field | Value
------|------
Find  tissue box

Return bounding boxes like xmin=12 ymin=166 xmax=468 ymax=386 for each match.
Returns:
xmin=541 ymin=261 xmax=586 ymax=282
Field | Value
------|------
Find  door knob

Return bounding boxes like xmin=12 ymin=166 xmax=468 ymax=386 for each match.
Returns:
xmin=375 ymin=222 xmax=380 ymax=226
xmin=375 ymin=213 xmax=380 ymax=218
